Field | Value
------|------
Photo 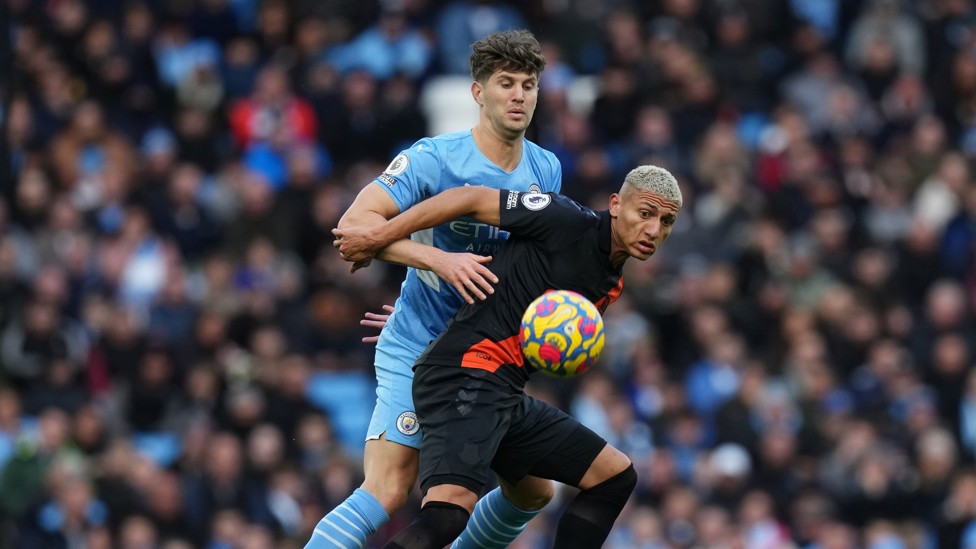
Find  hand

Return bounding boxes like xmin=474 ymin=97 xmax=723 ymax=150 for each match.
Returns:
xmin=333 ymin=227 xmax=384 ymax=264
xmin=351 ymin=258 xmax=372 ymax=273
xmin=429 ymin=251 xmax=498 ymax=304
xmin=361 ymin=304 xmax=395 ymax=344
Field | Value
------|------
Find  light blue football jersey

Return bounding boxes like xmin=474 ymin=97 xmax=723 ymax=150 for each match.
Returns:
xmin=374 ymin=130 xmax=562 ymax=348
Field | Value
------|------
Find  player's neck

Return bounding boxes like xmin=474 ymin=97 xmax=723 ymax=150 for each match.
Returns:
xmin=609 ymin=245 xmax=629 ymax=267
xmin=472 ymin=124 xmax=524 ymax=172
xmin=608 ymin=221 xmax=630 ymax=267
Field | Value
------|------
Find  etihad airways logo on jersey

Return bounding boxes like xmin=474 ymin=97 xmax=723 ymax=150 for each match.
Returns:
xmin=449 ymin=220 xmax=505 ymax=239
xmin=448 ymin=220 xmax=507 ymax=253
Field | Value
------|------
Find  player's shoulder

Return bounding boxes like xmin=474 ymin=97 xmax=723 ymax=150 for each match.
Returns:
xmin=522 ymin=137 xmax=559 ymax=163
xmin=513 ymin=191 xmax=593 ymax=218
xmin=423 ymin=130 xmax=474 ymax=151
xmin=547 ymin=194 xmax=603 ymax=228
xmin=398 ymin=131 xmax=468 ymax=157
xmin=548 ymin=192 xmax=596 ymax=216
xmin=396 ymin=131 xmax=471 ymax=166
xmin=389 ymin=133 xmax=472 ymax=177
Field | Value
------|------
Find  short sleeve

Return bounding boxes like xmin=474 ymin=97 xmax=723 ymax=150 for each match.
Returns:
xmin=545 ymin=154 xmax=562 ymax=194
xmin=371 ymin=138 xmax=443 ymax=213
xmin=498 ymin=191 xmax=597 ymax=251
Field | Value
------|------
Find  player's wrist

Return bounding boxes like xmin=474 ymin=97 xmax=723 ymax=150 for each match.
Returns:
xmin=417 ymin=247 xmax=447 ymax=273
xmin=370 ymin=222 xmax=393 ymax=249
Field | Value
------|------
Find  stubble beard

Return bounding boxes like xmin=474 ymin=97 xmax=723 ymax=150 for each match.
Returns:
xmin=488 ymin=114 xmax=528 ymax=142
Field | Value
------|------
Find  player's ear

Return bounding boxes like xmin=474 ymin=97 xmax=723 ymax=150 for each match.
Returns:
xmin=609 ymin=193 xmax=621 ymax=217
xmin=471 ymin=81 xmax=484 ymax=106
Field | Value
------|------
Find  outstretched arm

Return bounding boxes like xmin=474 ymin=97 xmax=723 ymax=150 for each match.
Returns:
xmin=334 ymin=186 xmax=502 ymax=264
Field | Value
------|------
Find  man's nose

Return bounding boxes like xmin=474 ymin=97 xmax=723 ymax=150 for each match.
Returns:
xmin=645 ymin=217 xmax=661 ymax=238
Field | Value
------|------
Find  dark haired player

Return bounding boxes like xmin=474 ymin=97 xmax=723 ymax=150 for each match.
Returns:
xmin=334 ymin=165 xmax=683 ymax=549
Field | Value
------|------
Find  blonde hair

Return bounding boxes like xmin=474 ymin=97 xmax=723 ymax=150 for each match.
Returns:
xmin=624 ymin=165 xmax=683 ymax=207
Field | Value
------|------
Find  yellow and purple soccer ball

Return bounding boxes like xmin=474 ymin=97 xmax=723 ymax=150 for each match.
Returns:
xmin=520 ymin=290 xmax=605 ymax=377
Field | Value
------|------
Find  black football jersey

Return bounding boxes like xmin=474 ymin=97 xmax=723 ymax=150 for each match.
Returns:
xmin=416 ymin=191 xmax=624 ymax=390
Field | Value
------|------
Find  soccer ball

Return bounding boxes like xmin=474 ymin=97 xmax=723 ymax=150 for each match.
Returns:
xmin=520 ymin=290 xmax=605 ymax=377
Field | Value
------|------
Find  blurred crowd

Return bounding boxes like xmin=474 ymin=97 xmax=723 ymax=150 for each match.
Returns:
xmin=6 ymin=0 xmax=976 ymax=547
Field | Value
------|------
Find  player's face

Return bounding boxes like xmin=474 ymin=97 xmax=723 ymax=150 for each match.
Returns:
xmin=608 ymin=187 xmax=679 ymax=263
xmin=474 ymin=70 xmax=539 ymax=140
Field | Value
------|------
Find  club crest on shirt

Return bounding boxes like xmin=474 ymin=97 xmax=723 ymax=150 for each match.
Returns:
xmin=396 ymin=411 xmax=419 ymax=435
xmin=521 ymin=192 xmax=551 ymax=211
xmin=384 ymin=154 xmax=409 ymax=176
xmin=528 ymin=183 xmax=541 ymax=193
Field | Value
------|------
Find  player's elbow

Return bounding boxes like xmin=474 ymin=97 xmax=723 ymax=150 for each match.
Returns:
xmin=338 ymin=187 xmax=400 ymax=230
xmin=336 ymin=212 xmax=357 ymax=231
xmin=337 ymin=207 xmax=384 ymax=231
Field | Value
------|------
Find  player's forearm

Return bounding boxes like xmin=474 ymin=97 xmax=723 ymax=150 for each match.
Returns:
xmin=376 ymin=187 xmax=500 ymax=245
xmin=373 ymin=239 xmax=448 ymax=270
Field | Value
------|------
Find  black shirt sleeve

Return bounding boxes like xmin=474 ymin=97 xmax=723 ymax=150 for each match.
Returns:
xmin=498 ymin=191 xmax=599 ymax=252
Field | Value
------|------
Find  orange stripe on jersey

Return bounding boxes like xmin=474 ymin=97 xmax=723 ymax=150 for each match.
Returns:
xmin=594 ymin=276 xmax=624 ymax=313
xmin=461 ymin=335 xmax=525 ymax=373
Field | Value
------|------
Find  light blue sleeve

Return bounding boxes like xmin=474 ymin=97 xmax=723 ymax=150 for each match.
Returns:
xmin=372 ymin=139 xmax=442 ymax=214
xmin=550 ymin=155 xmax=563 ymax=193
xmin=530 ymin=145 xmax=562 ymax=194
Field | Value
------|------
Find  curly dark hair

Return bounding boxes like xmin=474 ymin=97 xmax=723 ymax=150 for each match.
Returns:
xmin=469 ymin=29 xmax=546 ymax=84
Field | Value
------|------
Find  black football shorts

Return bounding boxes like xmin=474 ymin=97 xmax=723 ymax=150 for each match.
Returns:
xmin=412 ymin=364 xmax=607 ymax=495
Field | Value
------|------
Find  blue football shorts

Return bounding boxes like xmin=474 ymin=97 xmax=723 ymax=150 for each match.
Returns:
xmin=366 ymin=329 xmax=428 ymax=449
